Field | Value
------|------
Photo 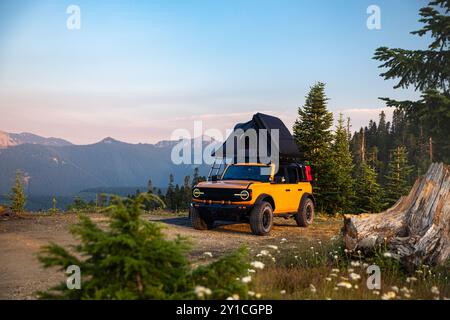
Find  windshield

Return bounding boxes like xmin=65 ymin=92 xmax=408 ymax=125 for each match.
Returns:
xmin=221 ymin=165 xmax=271 ymax=182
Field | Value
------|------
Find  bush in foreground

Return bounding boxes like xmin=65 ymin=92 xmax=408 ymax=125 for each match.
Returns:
xmin=38 ymin=193 xmax=250 ymax=299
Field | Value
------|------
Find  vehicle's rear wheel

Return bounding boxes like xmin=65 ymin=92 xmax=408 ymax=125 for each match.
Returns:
xmin=190 ymin=207 xmax=214 ymax=230
xmin=249 ymin=201 xmax=273 ymax=236
xmin=296 ymin=197 xmax=314 ymax=227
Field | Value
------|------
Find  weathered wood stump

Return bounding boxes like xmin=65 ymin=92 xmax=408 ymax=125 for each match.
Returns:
xmin=342 ymin=163 xmax=450 ymax=268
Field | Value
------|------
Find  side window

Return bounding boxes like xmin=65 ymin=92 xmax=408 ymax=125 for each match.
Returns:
xmin=274 ymin=166 xmax=287 ymax=183
xmin=297 ymin=166 xmax=306 ymax=181
xmin=286 ymin=166 xmax=298 ymax=183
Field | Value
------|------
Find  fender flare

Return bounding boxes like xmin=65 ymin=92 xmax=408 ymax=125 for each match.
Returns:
xmin=254 ymin=193 xmax=276 ymax=211
xmin=298 ymin=193 xmax=315 ymax=211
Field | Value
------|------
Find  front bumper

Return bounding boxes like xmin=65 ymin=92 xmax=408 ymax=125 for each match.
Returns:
xmin=191 ymin=202 xmax=253 ymax=222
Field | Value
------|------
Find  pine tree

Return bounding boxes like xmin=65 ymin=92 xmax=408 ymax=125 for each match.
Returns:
xmin=166 ymin=174 xmax=175 ymax=210
xmin=9 ymin=170 xmax=26 ymax=213
xmin=182 ymin=176 xmax=191 ymax=210
xmin=321 ymin=114 xmax=356 ymax=214
xmin=384 ymin=146 xmax=413 ymax=206
xmin=192 ymin=167 xmax=200 ymax=188
xmin=38 ymin=194 xmax=251 ymax=299
xmin=374 ymin=0 xmax=450 ymax=163
xmin=147 ymin=179 xmax=154 ymax=194
xmin=49 ymin=197 xmax=58 ymax=215
xmin=354 ymin=162 xmax=384 ymax=213
xmin=293 ymin=82 xmax=334 ymax=208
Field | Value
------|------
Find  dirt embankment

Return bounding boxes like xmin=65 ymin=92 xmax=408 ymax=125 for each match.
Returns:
xmin=0 ymin=213 xmax=341 ymax=299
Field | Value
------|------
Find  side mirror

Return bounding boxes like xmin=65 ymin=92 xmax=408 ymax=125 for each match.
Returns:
xmin=210 ymin=175 xmax=220 ymax=182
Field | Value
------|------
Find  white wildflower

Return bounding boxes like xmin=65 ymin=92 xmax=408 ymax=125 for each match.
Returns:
xmin=350 ymin=261 xmax=361 ymax=267
xmin=248 ymin=269 xmax=256 ymax=273
xmin=241 ymin=276 xmax=252 ymax=284
xmin=349 ymin=273 xmax=361 ymax=281
xmin=325 ymin=277 xmax=332 ymax=282
xmin=280 ymin=290 xmax=286 ymax=295
xmin=336 ymin=282 xmax=352 ymax=289
xmin=381 ymin=291 xmax=396 ymax=300
xmin=383 ymin=252 xmax=393 ymax=258
xmin=267 ymin=245 xmax=278 ymax=250
xmin=250 ymin=261 xmax=265 ymax=270
xmin=248 ymin=291 xmax=255 ymax=297
xmin=194 ymin=286 xmax=212 ymax=298
xmin=431 ymin=286 xmax=440 ymax=295
xmin=309 ymin=284 xmax=317 ymax=293
xmin=406 ymin=277 xmax=418 ymax=283
xmin=203 ymin=252 xmax=213 ymax=258
xmin=332 ymin=268 xmax=340 ymax=273
xmin=391 ymin=286 xmax=399 ymax=293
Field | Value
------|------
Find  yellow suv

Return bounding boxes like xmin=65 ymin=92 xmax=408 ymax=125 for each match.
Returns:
xmin=190 ymin=162 xmax=315 ymax=235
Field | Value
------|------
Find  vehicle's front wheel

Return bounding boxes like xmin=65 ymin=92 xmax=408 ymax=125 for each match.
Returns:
xmin=190 ymin=207 xmax=214 ymax=230
xmin=249 ymin=201 xmax=273 ymax=236
xmin=296 ymin=197 xmax=314 ymax=227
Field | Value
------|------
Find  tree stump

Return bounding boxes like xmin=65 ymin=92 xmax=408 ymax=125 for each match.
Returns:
xmin=342 ymin=163 xmax=450 ymax=268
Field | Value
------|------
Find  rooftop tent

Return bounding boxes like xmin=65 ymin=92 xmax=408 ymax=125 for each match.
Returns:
xmin=212 ymin=113 xmax=302 ymax=162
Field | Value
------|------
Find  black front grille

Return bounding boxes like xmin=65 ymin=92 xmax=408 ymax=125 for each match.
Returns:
xmin=193 ymin=188 xmax=247 ymax=201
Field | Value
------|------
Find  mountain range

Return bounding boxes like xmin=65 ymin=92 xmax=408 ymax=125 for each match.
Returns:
xmin=0 ymin=132 xmax=212 ymax=209
xmin=0 ymin=131 xmax=72 ymax=148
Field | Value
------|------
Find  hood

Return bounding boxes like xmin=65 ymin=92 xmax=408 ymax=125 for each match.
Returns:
xmin=196 ymin=180 xmax=254 ymax=189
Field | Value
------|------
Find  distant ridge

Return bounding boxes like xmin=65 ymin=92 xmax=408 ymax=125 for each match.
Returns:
xmin=0 ymin=131 xmax=73 ymax=149
xmin=0 ymin=133 xmax=212 ymax=203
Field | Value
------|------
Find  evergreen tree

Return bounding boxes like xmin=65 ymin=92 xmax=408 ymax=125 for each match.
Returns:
xmin=192 ymin=167 xmax=200 ymax=188
xmin=9 ymin=170 xmax=26 ymax=213
xmin=147 ymin=179 xmax=154 ymax=194
xmin=182 ymin=176 xmax=191 ymax=210
xmin=354 ymin=162 xmax=384 ymax=213
xmin=38 ymin=194 xmax=251 ymax=299
xmin=49 ymin=197 xmax=58 ymax=215
xmin=384 ymin=146 xmax=414 ymax=206
xmin=374 ymin=0 xmax=450 ymax=163
xmin=321 ymin=114 xmax=356 ymax=214
xmin=293 ymin=82 xmax=334 ymax=208
xmin=166 ymin=174 xmax=175 ymax=211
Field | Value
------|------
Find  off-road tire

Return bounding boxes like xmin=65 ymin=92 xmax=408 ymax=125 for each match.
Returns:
xmin=190 ymin=207 xmax=214 ymax=230
xmin=296 ymin=197 xmax=314 ymax=227
xmin=249 ymin=201 xmax=273 ymax=236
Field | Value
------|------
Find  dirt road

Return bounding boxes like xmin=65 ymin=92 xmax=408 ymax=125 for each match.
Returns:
xmin=0 ymin=213 xmax=341 ymax=299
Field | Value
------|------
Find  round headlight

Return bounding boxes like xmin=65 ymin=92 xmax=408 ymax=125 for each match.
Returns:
xmin=192 ymin=188 xmax=203 ymax=198
xmin=239 ymin=190 xmax=250 ymax=200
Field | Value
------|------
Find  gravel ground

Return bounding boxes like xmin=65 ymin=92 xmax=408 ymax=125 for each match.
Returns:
xmin=0 ymin=212 xmax=341 ymax=299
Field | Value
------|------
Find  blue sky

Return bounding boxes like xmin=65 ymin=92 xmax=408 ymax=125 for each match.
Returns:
xmin=0 ymin=0 xmax=430 ymax=144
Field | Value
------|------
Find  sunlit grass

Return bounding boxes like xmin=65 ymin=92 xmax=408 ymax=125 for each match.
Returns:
xmin=249 ymin=237 xmax=449 ymax=300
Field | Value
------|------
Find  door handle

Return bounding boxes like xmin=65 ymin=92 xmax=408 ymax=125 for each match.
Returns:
xmin=285 ymin=189 xmax=291 ymax=192
xmin=298 ymin=189 xmax=303 ymax=191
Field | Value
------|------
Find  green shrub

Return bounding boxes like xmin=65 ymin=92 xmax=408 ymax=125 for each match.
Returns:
xmin=38 ymin=194 xmax=250 ymax=299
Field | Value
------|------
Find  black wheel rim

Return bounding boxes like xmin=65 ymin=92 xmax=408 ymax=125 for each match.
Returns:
xmin=262 ymin=207 xmax=271 ymax=230
xmin=306 ymin=204 xmax=313 ymax=222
